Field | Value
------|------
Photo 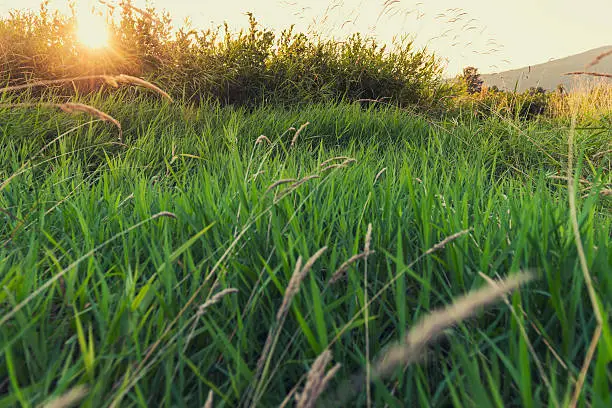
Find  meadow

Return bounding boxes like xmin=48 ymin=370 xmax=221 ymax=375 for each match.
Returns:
xmin=1 ymin=3 xmax=612 ymax=408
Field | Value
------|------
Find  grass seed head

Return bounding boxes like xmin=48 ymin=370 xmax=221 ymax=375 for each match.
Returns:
xmin=373 ymin=167 xmax=387 ymax=184
xmin=320 ymin=158 xmax=357 ymax=172
xmin=373 ymin=271 xmax=534 ymax=378
xmin=320 ymin=156 xmax=352 ymax=167
xmin=255 ymin=135 xmax=272 ymax=145
xmin=42 ymin=385 xmax=89 ymax=408
xmin=296 ymin=350 xmax=341 ymax=408
xmin=203 ymin=390 xmax=214 ymax=408
xmin=198 ymin=288 xmax=238 ymax=316
xmin=115 ymin=74 xmax=174 ymax=102
xmin=266 ymin=178 xmax=298 ymax=194
xmin=290 ymin=121 xmax=310 ymax=148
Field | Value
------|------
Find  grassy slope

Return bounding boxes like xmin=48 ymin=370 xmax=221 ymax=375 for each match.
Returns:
xmin=0 ymin=96 xmax=611 ymax=407
xmin=480 ymin=45 xmax=612 ymax=92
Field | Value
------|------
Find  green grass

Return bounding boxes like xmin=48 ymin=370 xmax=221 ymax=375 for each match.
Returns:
xmin=0 ymin=95 xmax=610 ymax=407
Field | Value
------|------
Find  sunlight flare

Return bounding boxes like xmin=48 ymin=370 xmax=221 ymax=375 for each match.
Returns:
xmin=76 ymin=6 xmax=109 ymax=49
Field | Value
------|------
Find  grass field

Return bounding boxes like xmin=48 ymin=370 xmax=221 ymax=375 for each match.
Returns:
xmin=0 ymin=94 xmax=611 ymax=407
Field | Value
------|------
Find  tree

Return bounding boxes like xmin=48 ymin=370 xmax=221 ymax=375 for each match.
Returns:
xmin=462 ymin=66 xmax=484 ymax=94
xmin=527 ymin=86 xmax=546 ymax=96
xmin=556 ymin=83 xmax=566 ymax=96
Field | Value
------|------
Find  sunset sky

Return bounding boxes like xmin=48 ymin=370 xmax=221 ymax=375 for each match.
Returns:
xmin=1 ymin=0 xmax=610 ymax=76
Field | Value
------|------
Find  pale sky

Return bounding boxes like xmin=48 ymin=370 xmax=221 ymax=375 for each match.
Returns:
xmin=1 ymin=0 xmax=610 ymax=76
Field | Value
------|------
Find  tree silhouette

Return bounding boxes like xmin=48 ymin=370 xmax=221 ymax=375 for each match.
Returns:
xmin=462 ymin=66 xmax=484 ymax=94
xmin=556 ymin=83 xmax=566 ymax=95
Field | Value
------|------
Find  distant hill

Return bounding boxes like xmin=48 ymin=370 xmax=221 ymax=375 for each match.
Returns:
xmin=480 ymin=46 xmax=612 ymax=92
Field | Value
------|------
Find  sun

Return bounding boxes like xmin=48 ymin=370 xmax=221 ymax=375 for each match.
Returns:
xmin=76 ymin=8 xmax=110 ymax=49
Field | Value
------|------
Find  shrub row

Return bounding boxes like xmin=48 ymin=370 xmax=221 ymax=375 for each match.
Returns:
xmin=0 ymin=1 xmax=449 ymax=111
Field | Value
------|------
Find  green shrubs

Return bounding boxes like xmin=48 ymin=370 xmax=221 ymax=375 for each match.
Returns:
xmin=475 ymin=86 xmax=552 ymax=120
xmin=450 ymin=67 xmax=555 ymax=120
xmin=0 ymin=2 xmax=448 ymax=110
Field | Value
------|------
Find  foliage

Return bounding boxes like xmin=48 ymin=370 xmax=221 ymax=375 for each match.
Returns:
xmin=0 ymin=1 xmax=449 ymax=111
xmin=449 ymin=84 xmax=553 ymax=121
xmin=461 ymin=66 xmax=484 ymax=94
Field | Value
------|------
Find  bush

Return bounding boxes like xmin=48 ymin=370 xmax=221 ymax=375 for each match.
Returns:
xmin=0 ymin=1 xmax=450 ymax=111
xmin=448 ymin=79 xmax=554 ymax=120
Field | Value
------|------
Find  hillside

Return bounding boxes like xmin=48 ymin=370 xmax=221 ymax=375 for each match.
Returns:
xmin=481 ymin=45 xmax=612 ymax=92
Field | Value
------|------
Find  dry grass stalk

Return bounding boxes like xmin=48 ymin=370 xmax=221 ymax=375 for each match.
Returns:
xmin=373 ymin=168 xmax=387 ymax=184
xmin=255 ymin=135 xmax=272 ymax=145
xmin=0 ymin=75 xmax=110 ymax=93
xmin=320 ymin=163 xmax=342 ymax=172
xmin=275 ymin=257 xmax=308 ymax=322
xmin=423 ymin=229 xmax=471 ymax=257
xmin=286 ymin=247 xmax=329 ymax=316
xmin=324 ymin=270 xmax=534 ymax=406
xmin=320 ymin=156 xmax=352 ymax=167
xmin=0 ymin=102 xmax=123 ymax=142
xmin=355 ymin=97 xmax=391 ymax=104
xmin=112 ymin=215 xmax=259 ymax=407
xmin=342 ymin=252 xmax=372 ymax=278
xmin=567 ymin=114 xmax=604 ymax=408
xmin=329 ymin=252 xmax=375 ymax=283
xmin=251 ymin=248 xmax=327 ymax=406
xmin=586 ymin=49 xmax=612 ymax=69
xmin=320 ymin=159 xmax=357 ymax=172
xmin=197 ymin=288 xmax=238 ymax=316
xmin=114 ymin=74 xmax=173 ymax=102
xmin=296 ymin=350 xmax=341 ymax=408
xmin=60 ymin=102 xmax=123 ymax=141
xmin=0 ymin=74 xmax=173 ymax=102
xmin=154 ymin=211 xmax=178 ymax=219
xmin=265 ymin=178 xmax=297 ymax=194
xmin=203 ymin=390 xmax=214 ymax=408
xmin=582 ymin=188 xmax=612 ymax=199
xmin=518 ymin=306 xmax=568 ymax=370
xmin=364 ymin=224 xmax=372 ymax=255
xmin=373 ymin=271 xmax=534 ymax=378
xmin=284 ymin=175 xmax=321 ymax=192
xmin=42 ymin=385 xmax=89 ymax=408
xmin=564 ymin=71 xmax=612 ymax=79
xmin=278 ymin=379 xmax=304 ymax=408
xmin=291 ymin=122 xmax=310 ymax=148
xmin=186 ymin=287 xmax=238 ymax=347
